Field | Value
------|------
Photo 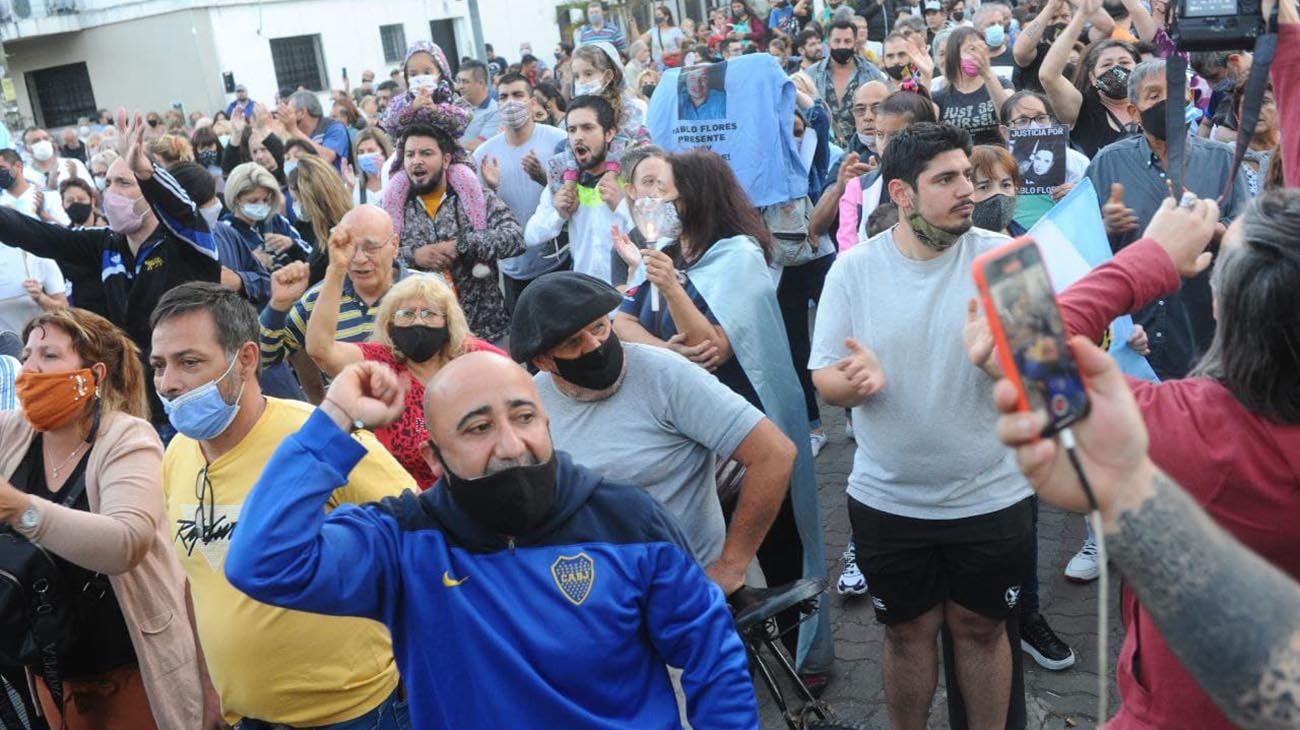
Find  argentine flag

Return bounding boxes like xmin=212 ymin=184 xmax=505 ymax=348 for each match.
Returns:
xmin=1028 ymin=178 xmax=1160 ymax=382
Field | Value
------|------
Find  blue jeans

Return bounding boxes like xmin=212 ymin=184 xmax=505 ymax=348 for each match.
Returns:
xmin=237 ymin=689 xmax=410 ymax=730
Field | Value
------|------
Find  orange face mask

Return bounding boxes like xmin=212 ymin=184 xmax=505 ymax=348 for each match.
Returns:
xmin=15 ymin=368 xmax=97 ymax=432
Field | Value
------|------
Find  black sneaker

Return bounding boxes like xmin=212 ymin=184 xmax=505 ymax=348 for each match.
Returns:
xmin=1020 ymin=612 xmax=1076 ymax=671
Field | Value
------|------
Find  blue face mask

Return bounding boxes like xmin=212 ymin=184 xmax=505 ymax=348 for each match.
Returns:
xmin=984 ymin=24 xmax=1006 ymax=47
xmin=161 ymin=355 xmax=243 ymax=441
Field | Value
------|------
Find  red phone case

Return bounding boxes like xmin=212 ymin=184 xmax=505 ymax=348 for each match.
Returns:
xmin=971 ymin=235 xmax=1086 ymax=429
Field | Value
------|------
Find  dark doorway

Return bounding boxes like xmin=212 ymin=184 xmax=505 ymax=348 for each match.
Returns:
xmin=26 ymin=61 xmax=96 ymax=128
xmin=429 ymin=19 xmax=460 ymax=75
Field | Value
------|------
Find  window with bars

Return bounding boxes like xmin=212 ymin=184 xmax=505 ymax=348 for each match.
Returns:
xmin=26 ymin=62 xmax=96 ymax=129
xmin=270 ymin=34 xmax=327 ymax=92
xmin=380 ymin=24 xmax=407 ymax=64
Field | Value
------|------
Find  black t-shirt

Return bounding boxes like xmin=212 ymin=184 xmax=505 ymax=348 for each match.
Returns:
xmin=934 ymin=80 xmax=1013 ymax=146
xmin=17 ymin=437 xmax=137 ymax=680
xmin=1012 ymin=41 xmax=1052 ymax=93
xmin=1072 ymin=88 xmax=1138 ymax=158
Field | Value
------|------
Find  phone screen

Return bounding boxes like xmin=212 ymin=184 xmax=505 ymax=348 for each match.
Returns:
xmin=983 ymin=241 xmax=1088 ymax=435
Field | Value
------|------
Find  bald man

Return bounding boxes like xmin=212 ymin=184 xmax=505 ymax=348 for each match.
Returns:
xmin=259 ymin=204 xmax=409 ymax=370
xmin=227 ymin=355 xmax=759 ymax=728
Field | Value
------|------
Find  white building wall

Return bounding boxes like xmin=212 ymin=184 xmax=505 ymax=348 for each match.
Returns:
xmin=3 ymin=0 xmax=473 ymax=130
xmin=475 ymin=0 xmax=562 ymax=66
xmin=205 ymin=0 xmax=471 ymax=110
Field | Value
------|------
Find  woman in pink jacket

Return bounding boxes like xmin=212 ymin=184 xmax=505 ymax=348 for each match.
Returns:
xmin=0 ymin=308 xmax=207 ymax=730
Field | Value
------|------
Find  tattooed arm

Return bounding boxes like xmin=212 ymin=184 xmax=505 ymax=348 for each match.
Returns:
xmin=993 ymin=336 xmax=1300 ymax=730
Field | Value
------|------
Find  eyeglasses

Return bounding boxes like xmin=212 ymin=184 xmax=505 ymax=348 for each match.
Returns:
xmin=188 ymin=466 xmax=216 ymax=556
xmin=393 ymin=308 xmax=445 ymax=326
xmin=1008 ymin=113 xmax=1057 ymax=129
xmin=852 ymin=102 xmax=880 ymax=118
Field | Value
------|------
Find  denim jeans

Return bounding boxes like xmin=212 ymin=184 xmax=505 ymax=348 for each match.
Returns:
xmin=236 ymin=689 xmax=410 ymax=730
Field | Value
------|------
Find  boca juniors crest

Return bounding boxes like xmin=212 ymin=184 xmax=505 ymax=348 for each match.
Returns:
xmin=551 ymin=553 xmax=595 ymax=606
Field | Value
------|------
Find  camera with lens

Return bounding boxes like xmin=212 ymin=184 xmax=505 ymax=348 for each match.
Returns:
xmin=1171 ymin=0 xmax=1269 ymax=50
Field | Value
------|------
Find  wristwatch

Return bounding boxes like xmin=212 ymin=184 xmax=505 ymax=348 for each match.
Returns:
xmin=18 ymin=504 xmax=39 ymax=531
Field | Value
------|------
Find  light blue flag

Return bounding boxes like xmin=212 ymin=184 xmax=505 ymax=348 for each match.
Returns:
xmin=1028 ymin=178 xmax=1161 ymax=382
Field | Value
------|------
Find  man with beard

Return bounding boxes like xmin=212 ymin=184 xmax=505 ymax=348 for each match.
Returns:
xmin=224 ymin=352 xmax=758 ymax=728
xmin=810 ymin=123 xmax=1032 ymax=730
xmin=524 ymin=96 xmax=632 ymax=284
xmin=795 ymin=28 xmax=824 ymax=70
xmin=393 ymin=112 xmax=523 ymax=346
xmin=805 ymin=18 xmax=887 ymax=146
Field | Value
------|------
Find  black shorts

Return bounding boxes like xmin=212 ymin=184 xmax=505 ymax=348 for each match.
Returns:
xmin=848 ymin=496 xmax=1033 ymax=625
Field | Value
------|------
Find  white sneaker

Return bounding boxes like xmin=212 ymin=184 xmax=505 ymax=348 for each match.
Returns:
xmin=836 ymin=545 xmax=868 ymax=596
xmin=810 ymin=431 xmax=827 ymax=458
xmin=1065 ymin=538 xmax=1100 ymax=583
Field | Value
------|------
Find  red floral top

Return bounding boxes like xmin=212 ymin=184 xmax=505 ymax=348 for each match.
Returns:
xmin=356 ymin=337 xmax=503 ymax=490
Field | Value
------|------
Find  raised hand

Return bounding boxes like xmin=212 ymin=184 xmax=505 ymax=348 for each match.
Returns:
xmin=480 ymin=155 xmax=501 ymax=191
xmin=835 ymin=337 xmax=886 ymax=399
xmin=993 ymin=336 xmax=1151 ymax=524
xmin=326 ymin=224 xmax=357 ymax=270
xmin=118 ymin=110 xmax=154 ymax=180
xmin=964 ymin=298 xmax=1001 ymax=378
xmin=269 ymin=261 xmax=311 ymax=311
xmin=611 ymin=225 xmax=642 ymax=270
xmin=1102 ymin=183 xmax=1139 ymax=236
xmin=320 ymin=361 xmax=408 ymax=431
xmin=521 ymin=150 xmax=546 ymax=186
xmin=1141 ymin=195 xmax=1218 ymax=277
xmin=597 ymin=171 xmax=622 ymax=211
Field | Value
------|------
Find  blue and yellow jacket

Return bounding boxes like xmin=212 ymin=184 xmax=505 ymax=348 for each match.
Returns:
xmin=226 ymin=409 xmax=758 ymax=729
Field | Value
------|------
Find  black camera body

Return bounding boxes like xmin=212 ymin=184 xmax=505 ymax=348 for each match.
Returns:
xmin=1172 ymin=0 xmax=1268 ymax=50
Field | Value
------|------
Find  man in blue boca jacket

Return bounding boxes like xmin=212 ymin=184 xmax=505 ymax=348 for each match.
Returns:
xmin=225 ymin=353 xmax=758 ymax=729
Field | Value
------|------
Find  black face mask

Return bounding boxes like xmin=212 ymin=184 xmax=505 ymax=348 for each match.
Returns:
xmin=197 ymin=150 xmax=220 ymax=168
xmin=885 ymin=63 xmax=910 ymax=80
xmin=0 ymin=168 xmax=14 ymax=191
xmin=951 ymin=10 xmax=965 ymax=20
xmin=390 ymin=324 xmax=450 ymax=362
xmin=641 ymin=84 xmax=658 ymax=98
xmin=64 ymin=202 xmax=93 ymax=225
xmin=1093 ymin=66 xmax=1131 ymax=101
xmin=1043 ymin=22 xmax=1069 ymax=43
xmin=553 ymin=330 xmax=624 ymax=391
xmin=433 ymin=443 xmax=559 ymax=537
xmin=1139 ymin=99 xmax=1169 ymax=141
xmin=830 ymin=47 xmax=856 ymax=65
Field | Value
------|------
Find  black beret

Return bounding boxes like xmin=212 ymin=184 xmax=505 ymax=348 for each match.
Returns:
xmin=509 ymin=271 xmax=623 ymax=363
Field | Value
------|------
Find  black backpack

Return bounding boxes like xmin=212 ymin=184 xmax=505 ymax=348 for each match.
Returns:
xmin=0 ymin=445 xmax=94 ymax=713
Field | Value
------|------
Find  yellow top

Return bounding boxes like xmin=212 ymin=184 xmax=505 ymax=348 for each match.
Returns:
xmin=163 ymin=397 xmax=416 ymax=725
xmin=419 ymin=189 xmax=445 ymax=220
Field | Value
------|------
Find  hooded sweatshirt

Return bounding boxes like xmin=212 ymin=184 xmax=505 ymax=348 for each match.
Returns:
xmin=1058 ymin=238 xmax=1300 ymax=730
xmin=225 ymin=409 xmax=758 ymax=729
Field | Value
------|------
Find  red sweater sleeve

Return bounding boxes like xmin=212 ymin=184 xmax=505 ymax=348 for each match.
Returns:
xmin=1274 ymin=24 xmax=1300 ymax=187
xmin=1058 ymin=238 xmax=1182 ymax=342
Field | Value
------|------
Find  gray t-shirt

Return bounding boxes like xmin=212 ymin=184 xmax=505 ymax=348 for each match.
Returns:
xmin=536 ymin=343 xmax=764 ymax=564
xmin=809 ymin=227 xmax=1033 ymax=520
xmin=473 ymin=124 xmax=568 ymax=280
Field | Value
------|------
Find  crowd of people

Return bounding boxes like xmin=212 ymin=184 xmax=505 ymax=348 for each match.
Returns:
xmin=0 ymin=0 xmax=1297 ymax=727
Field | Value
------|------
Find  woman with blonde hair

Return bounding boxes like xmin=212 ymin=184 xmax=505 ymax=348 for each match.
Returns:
xmin=305 ymin=228 xmax=502 ymax=489
xmin=0 ymin=308 xmax=206 ymax=729
xmin=287 ymin=154 xmax=353 ymax=283
xmin=147 ymin=134 xmax=194 ymax=165
xmin=223 ymin=161 xmax=310 ymax=272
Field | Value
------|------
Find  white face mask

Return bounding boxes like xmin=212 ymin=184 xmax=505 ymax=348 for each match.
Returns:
xmin=218 ymin=134 xmax=231 ymax=148
xmin=575 ymin=78 xmax=607 ymax=97
xmin=292 ymin=200 xmax=311 ymax=222
xmin=283 ymin=159 xmax=299 ymax=178
xmin=93 ymin=175 xmax=107 ymax=192
xmin=200 ymin=203 xmax=222 ymax=231
xmin=31 ymin=140 xmax=54 ymax=162
xmin=241 ymin=201 xmax=272 ymax=221
xmin=409 ymin=74 xmax=439 ymax=93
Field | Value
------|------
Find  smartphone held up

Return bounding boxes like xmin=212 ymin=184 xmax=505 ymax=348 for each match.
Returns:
xmin=972 ymin=237 xmax=1089 ymax=437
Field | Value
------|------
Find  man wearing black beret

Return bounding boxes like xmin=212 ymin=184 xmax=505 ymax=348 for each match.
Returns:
xmin=511 ymin=271 xmax=797 ymax=595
